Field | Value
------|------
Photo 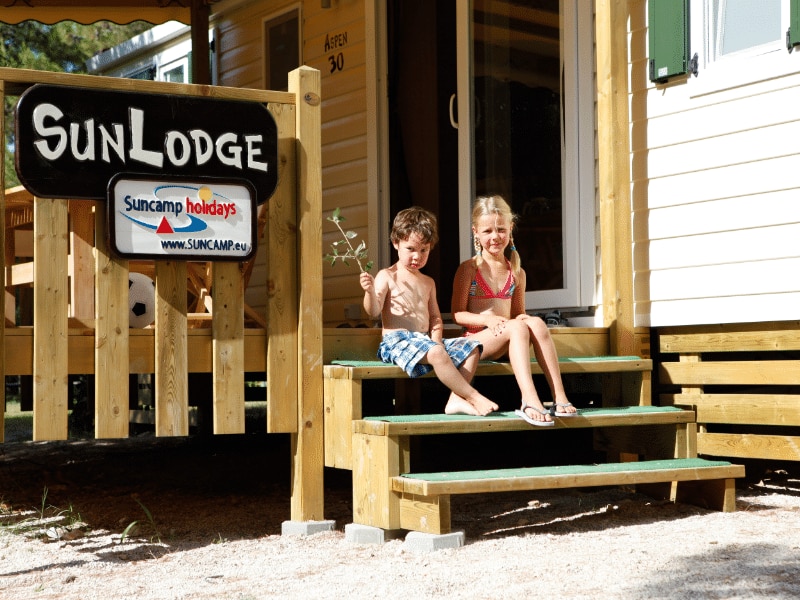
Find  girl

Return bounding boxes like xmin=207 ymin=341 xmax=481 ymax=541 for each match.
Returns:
xmin=451 ymin=195 xmax=576 ymax=426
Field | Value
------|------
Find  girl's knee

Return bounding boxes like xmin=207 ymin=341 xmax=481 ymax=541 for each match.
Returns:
xmin=527 ymin=316 xmax=551 ymax=339
xmin=507 ymin=319 xmax=530 ymax=340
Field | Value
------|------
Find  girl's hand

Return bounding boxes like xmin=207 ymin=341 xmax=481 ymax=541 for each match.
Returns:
xmin=360 ymin=271 xmax=375 ymax=292
xmin=488 ymin=316 xmax=507 ymax=335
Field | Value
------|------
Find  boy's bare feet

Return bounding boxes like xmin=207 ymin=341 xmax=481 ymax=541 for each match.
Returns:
xmin=444 ymin=394 xmax=498 ymax=416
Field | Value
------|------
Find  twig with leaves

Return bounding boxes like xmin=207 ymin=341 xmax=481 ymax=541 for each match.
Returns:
xmin=323 ymin=207 xmax=373 ymax=273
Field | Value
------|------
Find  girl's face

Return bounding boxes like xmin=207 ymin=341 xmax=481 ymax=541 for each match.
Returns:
xmin=473 ymin=213 xmax=511 ymax=257
xmin=393 ymin=232 xmax=431 ymax=271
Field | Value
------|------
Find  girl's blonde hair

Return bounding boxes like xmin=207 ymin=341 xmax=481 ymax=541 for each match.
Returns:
xmin=471 ymin=195 xmax=521 ymax=277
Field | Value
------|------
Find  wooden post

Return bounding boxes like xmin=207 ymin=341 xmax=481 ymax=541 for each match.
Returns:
xmin=289 ymin=66 xmax=324 ymax=521
xmin=94 ymin=203 xmax=130 ymax=439
xmin=266 ymin=99 xmax=298 ymax=433
xmin=190 ymin=0 xmax=211 ymax=85
xmin=68 ymin=200 xmax=96 ymax=319
xmin=0 ymin=79 xmax=5 ymax=442
xmin=155 ymin=261 xmax=189 ymax=436
xmin=33 ymin=197 xmax=69 ymax=440
xmin=596 ymin=0 xmax=636 ymax=356
xmin=212 ymin=262 xmax=245 ymax=434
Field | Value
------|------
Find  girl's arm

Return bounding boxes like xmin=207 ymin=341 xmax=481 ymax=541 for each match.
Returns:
xmin=510 ymin=268 xmax=527 ymax=318
xmin=451 ymin=262 xmax=478 ymax=326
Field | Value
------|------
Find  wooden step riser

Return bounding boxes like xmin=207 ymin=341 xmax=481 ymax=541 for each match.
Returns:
xmin=395 ymin=468 xmax=742 ymax=534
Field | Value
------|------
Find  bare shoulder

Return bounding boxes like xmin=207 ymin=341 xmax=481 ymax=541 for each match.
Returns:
xmin=455 ymin=258 xmax=478 ymax=276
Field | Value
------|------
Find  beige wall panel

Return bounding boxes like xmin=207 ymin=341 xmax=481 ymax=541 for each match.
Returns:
xmin=324 ymin=158 xmax=368 ymax=190
xmin=322 ymin=136 xmax=367 ymax=170
xmin=323 ymin=111 xmax=367 ymax=144
xmin=324 ymin=87 xmax=367 ymax=123
xmin=214 ymin=1 xmax=369 ymax=325
xmin=323 ymin=181 xmax=368 ymax=211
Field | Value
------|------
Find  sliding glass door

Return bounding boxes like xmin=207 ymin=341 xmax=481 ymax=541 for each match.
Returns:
xmin=455 ymin=0 xmax=594 ymax=310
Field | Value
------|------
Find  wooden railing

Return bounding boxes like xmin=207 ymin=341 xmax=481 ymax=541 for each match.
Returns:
xmin=1 ymin=66 xmax=325 ymax=523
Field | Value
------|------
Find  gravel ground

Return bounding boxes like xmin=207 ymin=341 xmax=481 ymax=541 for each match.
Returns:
xmin=1 ymin=433 xmax=800 ymax=600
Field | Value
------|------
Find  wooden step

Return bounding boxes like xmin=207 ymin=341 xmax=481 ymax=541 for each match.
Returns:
xmin=390 ymin=458 xmax=745 ymax=534
xmin=327 ymin=355 xmax=652 ymax=380
xmin=354 ymin=406 xmax=695 ymax=436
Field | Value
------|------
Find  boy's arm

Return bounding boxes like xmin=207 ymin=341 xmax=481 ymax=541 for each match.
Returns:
xmin=360 ymin=270 xmax=387 ymax=319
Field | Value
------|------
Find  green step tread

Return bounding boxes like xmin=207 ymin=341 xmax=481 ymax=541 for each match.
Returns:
xmin=364 ymin=405 xmax=686 ymax=423
xmin=331 ymin=356 xmax=644 ymax=368
xmin=400 ymin=458 xmax=733 ymax=482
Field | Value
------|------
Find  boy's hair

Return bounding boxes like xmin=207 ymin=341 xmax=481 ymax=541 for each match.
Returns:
xmin=390 ymin=206 xmax=439 ymax=247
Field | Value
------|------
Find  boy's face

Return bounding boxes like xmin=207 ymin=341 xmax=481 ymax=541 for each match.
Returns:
xmin=393 ymin=232 xmax=431 ymax=271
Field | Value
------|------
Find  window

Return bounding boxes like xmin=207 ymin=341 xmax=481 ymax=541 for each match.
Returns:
xmin=709 ymin=0 xmax=783 ymax=61
xmin=127 ymin=66 xmax=157 ymax=80
xmin=689 ymin=0 xmax=798 ymax=94
xmin=263 ymin=8 xmax=300 ymax=91
xmin=159 ymin=57 xmax=189 ymax=83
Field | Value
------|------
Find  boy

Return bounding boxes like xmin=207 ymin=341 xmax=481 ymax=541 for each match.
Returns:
xmin=359 ymin=206 xmax=498 ymax=416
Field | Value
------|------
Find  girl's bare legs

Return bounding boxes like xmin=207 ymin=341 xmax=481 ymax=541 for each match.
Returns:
xmin=520 ymin=315 xmax=574 ymax=414
xmin=423 ymin=344 xmax=498 ymax=416
xmin=470 ymin=320 xmax=553 ymax=424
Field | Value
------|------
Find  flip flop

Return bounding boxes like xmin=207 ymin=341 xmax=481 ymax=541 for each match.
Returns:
xmin=515 ymin=404 xmax=555 ymax=427
xmin=550 ymin=402 xmax=578 ymax=417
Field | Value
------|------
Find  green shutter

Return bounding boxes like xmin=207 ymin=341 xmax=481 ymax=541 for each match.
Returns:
xmin=648 ymin=0 xmax=690 ymax=83
xmin=789 ymin=0 xmax=800 ymax=51
xmin=187 ymin=51 xmax=193 ymax=84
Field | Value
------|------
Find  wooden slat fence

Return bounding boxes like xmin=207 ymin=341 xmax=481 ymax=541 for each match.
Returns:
xmin=0 ymin=66 xmax=324 ymax=521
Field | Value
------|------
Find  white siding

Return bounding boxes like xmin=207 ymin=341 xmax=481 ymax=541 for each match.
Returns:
xmin=631 ymin=6 xmax=800 ymax=327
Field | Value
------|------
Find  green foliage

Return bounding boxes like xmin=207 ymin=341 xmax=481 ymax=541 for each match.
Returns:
xmin=323 ymin=207 xmax=373 ymax=273
xmin=2 ymin=20 xmax=152 ymax=189
xmin=119 ymin=497 xmax=161 ymax=544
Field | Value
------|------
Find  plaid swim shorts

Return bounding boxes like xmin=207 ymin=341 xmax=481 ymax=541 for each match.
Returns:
xmin=378 ymin=330 xmax=483 ymax=378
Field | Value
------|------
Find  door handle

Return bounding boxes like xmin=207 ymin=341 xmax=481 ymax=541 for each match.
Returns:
xmin=449 ymin=93 xmax=458 ymax=129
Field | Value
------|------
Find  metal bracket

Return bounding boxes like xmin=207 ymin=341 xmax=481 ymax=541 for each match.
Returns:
xmin=689 ymin=53 xmax=699 ymax=77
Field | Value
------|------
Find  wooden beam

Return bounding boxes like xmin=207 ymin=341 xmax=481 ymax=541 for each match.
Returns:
xmin=0 ymin=79 xmax=5 ymax=443
xmin=290 ymin=66 xmax=324 ymax=522
xmin=32 ymin=197 xmax=69 ymax=441
xmin=191 ymin=0 xmax=211 ymax=85
xmin=596 ymin=0 xmax=635 ymax=354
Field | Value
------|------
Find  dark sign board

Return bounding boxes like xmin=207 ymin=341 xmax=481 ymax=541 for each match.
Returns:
xmin=15 ymin=84 xmax=278 ymax=204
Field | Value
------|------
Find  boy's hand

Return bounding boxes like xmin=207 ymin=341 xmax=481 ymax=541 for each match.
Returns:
xmin=360 ymin=271 xmax=375 ymax=292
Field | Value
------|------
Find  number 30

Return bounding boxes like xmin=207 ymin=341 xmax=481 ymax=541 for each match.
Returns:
xmin=328 ymin=53 xmax=344 ymax=73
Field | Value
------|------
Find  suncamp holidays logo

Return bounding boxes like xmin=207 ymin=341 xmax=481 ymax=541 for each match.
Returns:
xmin=121 ymin=184 xmax=238 ymax=234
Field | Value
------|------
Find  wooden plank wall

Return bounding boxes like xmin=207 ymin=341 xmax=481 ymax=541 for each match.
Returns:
xmin=658 ymin=322 xmax=800 ymax=462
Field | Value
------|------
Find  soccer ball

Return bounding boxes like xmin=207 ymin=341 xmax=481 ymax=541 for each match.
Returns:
xmin=129 ymin=272 xmax=156 ymax=328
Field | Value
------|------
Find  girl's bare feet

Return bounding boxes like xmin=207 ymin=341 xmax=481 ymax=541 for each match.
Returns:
xmin=519 ymin=398 xmax=553 ymax=424
xmin=551 ymin=395 xmax=577 ymax=416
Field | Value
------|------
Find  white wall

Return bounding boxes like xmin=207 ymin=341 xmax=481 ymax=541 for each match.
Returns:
xmin=631 ymin=3 xmax=800 ymax=327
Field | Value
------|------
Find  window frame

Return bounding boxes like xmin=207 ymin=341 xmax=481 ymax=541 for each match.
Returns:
xmin=262 ymin=5 xmax=302 ymax=92
xmin=690 ymin=0 xmax=796 ymax=97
